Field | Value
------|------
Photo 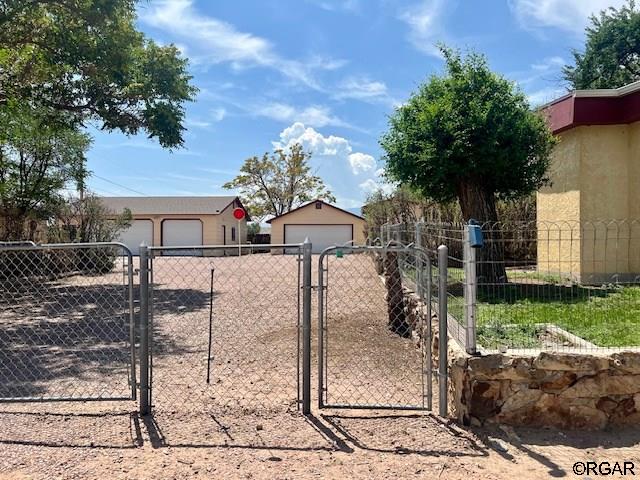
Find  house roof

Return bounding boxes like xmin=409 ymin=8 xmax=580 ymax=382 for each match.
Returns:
xmin=541 ymin=80 xmax=640 ymax=134
xmin=100 ymin=196 xmax=245 ymax=216
xmin=266 ymin=199 xmax=365 ymax=223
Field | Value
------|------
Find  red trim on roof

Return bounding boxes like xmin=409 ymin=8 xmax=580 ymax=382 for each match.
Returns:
xmin=542 ymin=83 xmax=640 ymax=134
xmin=266 ymin=200 xmax=364 ymax=223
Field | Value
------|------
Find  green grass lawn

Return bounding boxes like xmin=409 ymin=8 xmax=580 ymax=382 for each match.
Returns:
xmin=399 ymin=261 xmax=640 ymax=349
xmin=475 ymin=284 xmax=640 ymax=349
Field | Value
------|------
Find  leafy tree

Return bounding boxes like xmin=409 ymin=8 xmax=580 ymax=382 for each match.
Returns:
xmin=246 ymin=222 xmax=261 ymax=242
xmin=48 ymin=193 xmax=132 ymax=273
xmin=223 ymin=143 xmax=335 ymax=221
xmin=564 ymin=0 xmax=640 ymax=89
xmin=0 ymin=0 xmax=196 ymax=148
xmin=50 ymin=194 xmax=132 ymax=243
xmin=380 ymin=47 xmax=556 ymax=281
xmin=0 ymin=107 xmax=90 ymax=240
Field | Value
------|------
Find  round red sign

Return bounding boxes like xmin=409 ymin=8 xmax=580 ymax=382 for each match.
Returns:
xmin=232 ymin=207 xmax=246 ymax=220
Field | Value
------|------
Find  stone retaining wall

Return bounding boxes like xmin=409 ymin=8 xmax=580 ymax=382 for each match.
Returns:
xmin=403 ymin=290 xmax=640 ymax=430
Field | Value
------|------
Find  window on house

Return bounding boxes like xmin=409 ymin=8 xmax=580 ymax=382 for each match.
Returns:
xmin=231 ymin=227 xmax=236 ymax=241
xmin=315 ymin=202 xmax=322 ymax=209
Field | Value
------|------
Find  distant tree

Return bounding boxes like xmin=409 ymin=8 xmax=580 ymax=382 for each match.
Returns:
xmin=246 ymin=222 xmax=261 ymax=242
xmin=50 ymin=194 xmax=132 ymax=243
xmin=564 ymin=0 xmax=640 ymax=89
xmin=223 ymin=143 xmax=335 ymax=221
xmin=0 ymin=0 xmax=196 ymax=148
xmin=48 ymin=194 xmax=132 ymax=273
xmin=0 ymin=107 xmax=90 ymax=240
xmin=380 ymin=46 xmax=556 ymax=282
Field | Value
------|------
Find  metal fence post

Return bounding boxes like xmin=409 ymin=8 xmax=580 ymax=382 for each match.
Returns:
xmin=463 ymin=225 xmax=478 ymax=354
xmin=437 ymin=245 xmax=448 ymax=418
xmin=302 ymin=239 xmax=312 ymax=415
xmin=139 ymin=244 xmax=150 ymax=415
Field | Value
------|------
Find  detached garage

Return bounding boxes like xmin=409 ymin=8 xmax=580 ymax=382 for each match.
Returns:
xmin=100 ymin=196 xmax=249 ymax=255
xmin=268 ymin=200 xmax=366 ymax=253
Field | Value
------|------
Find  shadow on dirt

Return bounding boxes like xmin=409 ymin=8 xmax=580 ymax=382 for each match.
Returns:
xmin=0 ymin=280 xmax=210 ymax=399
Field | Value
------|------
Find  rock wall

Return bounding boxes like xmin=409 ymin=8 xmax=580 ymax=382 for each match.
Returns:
xmin=453 ymin=350 xmax=640 ymax=430
xmin=403 ymin=290 xmax=640 ymax=430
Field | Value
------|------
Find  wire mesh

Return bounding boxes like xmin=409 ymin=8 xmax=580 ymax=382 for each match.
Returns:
xmin=319 ymin=245 xmax=433 ymax=410
xmin=387 ymin=220 xmax=640 ymax=354
xmin=383 ymin=222 xmax=468 ymax=350
xmin=474 ymin=220 xmax=640 ymax=353
xmin=0 ymin=244 xmax=135 ymax=401
xmin=147 ymin=245 xmax=303 ymax=412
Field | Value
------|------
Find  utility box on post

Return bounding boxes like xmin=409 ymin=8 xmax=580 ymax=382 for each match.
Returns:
xmin=468 ymin=221 xmax=484 ymax=249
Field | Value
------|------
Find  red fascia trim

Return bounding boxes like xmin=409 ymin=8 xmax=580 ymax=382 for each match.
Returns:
xmin=544 ymin=88 xmax=640 ymax=134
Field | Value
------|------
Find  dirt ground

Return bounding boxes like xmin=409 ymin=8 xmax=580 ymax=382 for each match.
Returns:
xmin=2 ymin=402 xmax=640 ymax=479
xmin=1 ymin=250 xmax=640 ymax=479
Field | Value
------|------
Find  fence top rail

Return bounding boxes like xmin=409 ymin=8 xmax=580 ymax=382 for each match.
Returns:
xmin=415 ymin=219 xmax=640 ymax=230
xmin=147 ymin=243 xmax=303 ymax=251
xmin=317 ymin=243 xmax=434 ymax=261
xmin=0 ymin=241 xmax=133 ymax=257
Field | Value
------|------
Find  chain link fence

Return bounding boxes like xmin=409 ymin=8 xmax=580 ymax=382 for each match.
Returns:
xmin=318 ymin=243 xmax=449 ymax=415
xmin=145 ymin=245 xmax=304 ymax=412
xmin=384 ymin=220 xmax=640 ymax=354
xmin=0 ymin=243 xmax=136 ymax=402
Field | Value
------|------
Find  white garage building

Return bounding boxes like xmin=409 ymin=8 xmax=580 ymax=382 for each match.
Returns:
xmin=101 ymin=196 xmax=249 ymax=255
xmin=268 ymin=200 xmax=366 ymax=253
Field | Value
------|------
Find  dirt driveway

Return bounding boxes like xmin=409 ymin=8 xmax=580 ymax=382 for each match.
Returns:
xmin=1 ymin=251 xmax=639 ymax=479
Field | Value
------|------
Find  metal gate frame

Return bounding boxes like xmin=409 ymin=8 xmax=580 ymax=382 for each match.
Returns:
xmin=317 ymin=243 xmax=449 ymax=416
xmin=0 ymin=242 xmax=137 ymax=403
xmin=137 ymin=240 xmax=313 ymax=415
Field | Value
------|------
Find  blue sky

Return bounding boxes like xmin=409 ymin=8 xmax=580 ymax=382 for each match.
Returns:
xmin=85 ymin=0 xmax=625 ymax=210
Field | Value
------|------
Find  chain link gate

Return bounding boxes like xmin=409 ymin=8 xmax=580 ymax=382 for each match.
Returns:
xmin=317 ymin=244 xmax=448 ymax=414
xmin=0 ymin=242 xmax=137 ymax=402
xmin=138 ymin=242 xmax=312 ymax=415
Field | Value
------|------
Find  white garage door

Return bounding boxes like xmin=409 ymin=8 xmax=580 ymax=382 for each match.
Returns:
xmin=162 ymin=220 xmax=203 ymax=254
xmin=117 ymin=219 xmax=153 ymax=255
xmin=284 ymin=224 xmax=352 ymax=254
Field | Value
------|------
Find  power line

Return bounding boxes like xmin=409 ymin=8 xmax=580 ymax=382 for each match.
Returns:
xmin=91 ymin=174 xmax=147 ymax=196
xmin=91 ymin=187 xmax=122 ymax=196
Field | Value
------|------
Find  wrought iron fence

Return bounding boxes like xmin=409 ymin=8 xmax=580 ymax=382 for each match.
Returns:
xmin=383 ymin=220 xmax=640 ymax=354
xmin=0 ymin=242 xmax=136 ymax=402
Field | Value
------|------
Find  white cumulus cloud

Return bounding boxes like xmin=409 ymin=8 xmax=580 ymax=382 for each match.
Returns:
xmin=273 ymin=122 xmax=352 ymax=156
xmin=273 ymin=123 xmax=375 ymax=175
xmin=348 ymin=152 xmax=376 ymax=174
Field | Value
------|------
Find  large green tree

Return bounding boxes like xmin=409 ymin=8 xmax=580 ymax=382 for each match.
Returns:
xmin=0 ymin=0 xmax=196 ymax=148
xmin=0 ymin=107 xmax=90 ymax=240
xmin=564 ymin=0 xmax=640 ymax=89
xmin=380 ymin=47 xmax=555 ymax=281
xmin=223 ymin=143 xmax=335 ymax=221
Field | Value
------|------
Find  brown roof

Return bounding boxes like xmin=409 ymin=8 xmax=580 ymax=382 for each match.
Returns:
xmin=541 ymin=80 xmax=640 ymax=134
xmin=100 ymin=196 xmax=244 ymax=216
xmin=267 ymin=199 xmax=365 ymax=223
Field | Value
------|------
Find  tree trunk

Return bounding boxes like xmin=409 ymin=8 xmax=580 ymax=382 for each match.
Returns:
xmin=456 ymin=181 xmax=507 ymax=284
xmin=1 ymin=210 xmax=27 ymax=241
xmin=383 ymin=251 xmax=410 ymax=337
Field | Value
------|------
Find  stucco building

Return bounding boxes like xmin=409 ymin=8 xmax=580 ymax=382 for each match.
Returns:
xmin=268 ymin=200 xmax=366 ymax=253
xmin=539 ymin=81 xmax=640 ymax=281
xmin=101 ymin=196 xmax=249 ymax=255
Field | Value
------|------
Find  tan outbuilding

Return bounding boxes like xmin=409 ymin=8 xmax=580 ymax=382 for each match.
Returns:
xmin=268 ymin=200 xmax=366 ymax=253
xmin=539 ymin=81 xmax=640 ymax=281
xmin=100 ymin=196 xmax=249 ymax=255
